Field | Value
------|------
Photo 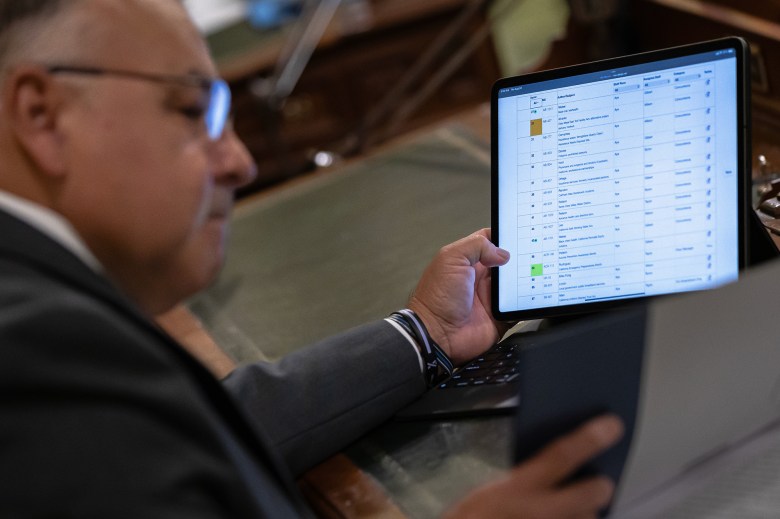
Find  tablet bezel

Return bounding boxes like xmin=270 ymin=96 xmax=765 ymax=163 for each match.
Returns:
xmin=491 ymin=37 xmax=750 ymax=322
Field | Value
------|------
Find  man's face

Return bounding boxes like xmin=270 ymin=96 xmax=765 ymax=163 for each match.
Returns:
xmin=151 ymin=126 xmax=256 ymax=313
xmin=54 ymin=0 xmax=254 ymax=301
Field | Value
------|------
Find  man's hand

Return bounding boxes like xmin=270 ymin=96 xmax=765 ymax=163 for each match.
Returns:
xmin=408 ymin=228 xmax=510 ymax=365
xmin=443 ymin=415 xmax=624 ymax=519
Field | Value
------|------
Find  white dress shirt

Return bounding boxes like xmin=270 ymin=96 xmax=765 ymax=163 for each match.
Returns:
xmin=0 ymin=189 xmax=102 ymax=272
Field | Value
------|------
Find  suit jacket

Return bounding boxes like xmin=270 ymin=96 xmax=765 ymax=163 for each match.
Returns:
xmin=0 ymin=209 xmax=426 ymax=518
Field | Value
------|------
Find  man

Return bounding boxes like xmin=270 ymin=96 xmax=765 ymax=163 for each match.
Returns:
xmin=0 ymin=0 xmax=622 ymax=517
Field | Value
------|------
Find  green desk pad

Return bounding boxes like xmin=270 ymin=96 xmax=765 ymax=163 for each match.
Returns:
xmin=189 ymin=125 xmax=492 ymax=363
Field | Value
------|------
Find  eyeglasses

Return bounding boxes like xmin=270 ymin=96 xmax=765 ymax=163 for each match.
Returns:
xmin=46 ymin=65 xmax=231 ymax=141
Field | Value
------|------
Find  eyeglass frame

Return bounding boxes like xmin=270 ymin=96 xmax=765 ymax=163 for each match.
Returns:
xmin=44 ymin=65 xmax=231 ymax=141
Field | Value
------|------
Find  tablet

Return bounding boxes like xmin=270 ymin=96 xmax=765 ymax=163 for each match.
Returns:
xmin=491 ymin=37 xmax=750 ymax=322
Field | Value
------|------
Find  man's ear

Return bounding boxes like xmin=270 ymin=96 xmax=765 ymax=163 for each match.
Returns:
xmin=2 ymin=65 xmax=69 ymax=176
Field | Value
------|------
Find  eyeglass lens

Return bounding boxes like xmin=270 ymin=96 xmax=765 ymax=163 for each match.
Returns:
xmin=206 ymin=79 xmax=231 ymax=141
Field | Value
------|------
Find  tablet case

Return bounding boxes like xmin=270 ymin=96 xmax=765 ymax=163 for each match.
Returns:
xmin=512 ymin=306 xmax=647 ymax=512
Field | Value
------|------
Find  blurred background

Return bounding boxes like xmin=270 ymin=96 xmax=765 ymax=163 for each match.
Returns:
xmin=183 ymin=0 xmax=780 ymax=205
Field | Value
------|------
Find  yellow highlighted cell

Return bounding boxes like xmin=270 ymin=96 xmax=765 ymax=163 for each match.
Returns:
xmin=530 ymin=118 xmax=542 ymax=136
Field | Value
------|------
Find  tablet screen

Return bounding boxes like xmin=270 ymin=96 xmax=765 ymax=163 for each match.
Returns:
xmin=492 ymin=38 xmax=748 ymax=321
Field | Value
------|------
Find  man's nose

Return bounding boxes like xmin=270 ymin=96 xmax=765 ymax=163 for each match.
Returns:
xmin=211 ymin=126 xmax=258 ymax=190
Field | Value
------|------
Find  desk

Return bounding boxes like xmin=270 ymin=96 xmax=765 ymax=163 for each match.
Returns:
xmin=161 ymin=108 xmax=780 ymax=518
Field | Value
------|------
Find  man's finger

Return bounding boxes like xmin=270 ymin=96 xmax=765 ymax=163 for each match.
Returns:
xmin=544 ymin=476 xmax=615 ymax=518
xmin=520 ymin=415 xmax=624 ymax=486
xmin=446 ymin=229 xmax=509 ymax=268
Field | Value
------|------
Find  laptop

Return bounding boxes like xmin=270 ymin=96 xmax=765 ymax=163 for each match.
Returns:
xmin=396 ymin=37 xmax=750 ymax=420
xmin=512 ymin=254 xmax=780 ymax=518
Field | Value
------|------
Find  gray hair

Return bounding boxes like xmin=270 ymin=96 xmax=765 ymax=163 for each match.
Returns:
xmin=0 ymin=0 xmax=71 ymax=72
xmin=0 ymin=1 xmax=65 ymax=32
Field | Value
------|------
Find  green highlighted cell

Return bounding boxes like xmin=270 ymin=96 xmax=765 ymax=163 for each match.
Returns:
xmin=530 ymin=263 xmax=543 ymax=276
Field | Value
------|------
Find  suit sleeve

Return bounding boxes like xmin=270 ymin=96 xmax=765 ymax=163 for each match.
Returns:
xmin=222 ymin=320 xmax=427 ymax=476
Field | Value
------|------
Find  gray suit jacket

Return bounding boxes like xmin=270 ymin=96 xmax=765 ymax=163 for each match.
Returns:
xmin=0 ymin=210 xmax=426 ymax=517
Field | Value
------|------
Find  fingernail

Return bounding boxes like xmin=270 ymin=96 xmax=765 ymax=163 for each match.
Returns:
xmin=593 ymin=415 xmax=624 ymax=444
xmin=497 ymin=248 xmax=510 ymax=260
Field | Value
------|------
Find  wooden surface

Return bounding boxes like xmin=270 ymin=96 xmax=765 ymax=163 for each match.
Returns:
xmin=210 ymin=0 xmax=479 ymax=82
xmin=631 ymin=0 xmax=780 ymax=161
xmin=155 ymin=305 xmax=236 ymax=379
xmin=298 ymin=454 xmax=408 ymax=519
xmin=210 ymin=0 xmax=501 ymax=192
